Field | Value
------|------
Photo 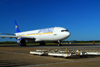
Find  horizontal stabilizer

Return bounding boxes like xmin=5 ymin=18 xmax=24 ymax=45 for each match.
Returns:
xmin=0 ymin=35 xmax=34 ymax=39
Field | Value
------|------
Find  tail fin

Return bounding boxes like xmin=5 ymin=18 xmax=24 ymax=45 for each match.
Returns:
xmin=15 ymin=21 xmax=20 ymax=33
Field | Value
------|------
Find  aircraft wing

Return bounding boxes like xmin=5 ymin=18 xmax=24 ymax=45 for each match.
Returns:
xmin=0 ymin=33 xmax=14 ymax=35
xmin=0 ymin=35 xmax=34 ymax=39
xmin=0 ymin=35 xmax=18 ymax=39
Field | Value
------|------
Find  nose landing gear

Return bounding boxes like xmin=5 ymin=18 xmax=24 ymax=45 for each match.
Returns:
xmin=58 ymin=40 xmax=62 ymax=46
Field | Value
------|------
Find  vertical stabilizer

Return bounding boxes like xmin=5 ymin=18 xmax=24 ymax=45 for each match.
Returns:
xmin=15 ymin=21 xmax=20 ymax=33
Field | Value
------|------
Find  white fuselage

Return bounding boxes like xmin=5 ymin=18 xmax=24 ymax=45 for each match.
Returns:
xmin=15 ymin=27 xmax=70 ymax=42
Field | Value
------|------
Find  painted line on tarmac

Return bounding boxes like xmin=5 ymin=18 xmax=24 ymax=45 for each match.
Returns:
xmin=20 ymin=59 xmax=100 ymax=67
xmin=0 ymin=51 xmax=31 ymax=56
xmin=48 ymin=57 xmax=74 ymax=61
xmin=43 ymin=56 xmax=74 ymax=62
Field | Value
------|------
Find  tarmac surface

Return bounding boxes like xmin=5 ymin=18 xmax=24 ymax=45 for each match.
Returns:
xmin=0 ymin=44 xmax=100 ymax=67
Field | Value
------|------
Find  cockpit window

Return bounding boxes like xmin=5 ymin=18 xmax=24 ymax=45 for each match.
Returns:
xmin=61 ymin=30 xmax=69 ymax=32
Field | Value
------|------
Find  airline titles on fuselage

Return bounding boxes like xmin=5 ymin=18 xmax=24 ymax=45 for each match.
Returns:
xmin=38 ymin=27 xmax=54 ymax=33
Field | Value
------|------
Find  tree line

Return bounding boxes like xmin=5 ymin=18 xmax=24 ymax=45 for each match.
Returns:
xmin=63 ymin=40 xmax=100 ymax=43
xmin=0 ymin=40 xmax=100 ymax=44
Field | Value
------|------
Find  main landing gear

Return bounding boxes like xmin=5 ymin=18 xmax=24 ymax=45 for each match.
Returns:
xmin=40 ymin=41 xmax=46 ymax=46
xmin=39 ymin=41 xmax=62 ymax=46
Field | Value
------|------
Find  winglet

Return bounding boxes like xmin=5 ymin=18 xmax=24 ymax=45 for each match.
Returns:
xmin=15 ymin=21 xmax=20 ymax=33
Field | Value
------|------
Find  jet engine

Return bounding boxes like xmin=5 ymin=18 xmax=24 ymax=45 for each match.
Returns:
xmin=17 ymin=38 xmax=26 ymax=46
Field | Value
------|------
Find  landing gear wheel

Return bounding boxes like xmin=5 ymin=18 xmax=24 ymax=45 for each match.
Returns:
xmin=40 ymin=42 xmax=46 ymax=46
xmin=58 ymin=43 xmax=61 ymax=46
xmin=20 ymin=44 xmax=26 ymax=46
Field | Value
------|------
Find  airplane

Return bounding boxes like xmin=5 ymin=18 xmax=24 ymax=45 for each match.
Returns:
xmin=0 ymin=21 xmax=70 ymax=46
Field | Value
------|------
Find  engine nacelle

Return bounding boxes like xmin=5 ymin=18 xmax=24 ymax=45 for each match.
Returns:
xmin=17 ymin=38 xmax=26 ymax=46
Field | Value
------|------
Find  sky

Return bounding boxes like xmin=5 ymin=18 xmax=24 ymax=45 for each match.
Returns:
xmin=0 ymin=0 xmax=100 ymax=42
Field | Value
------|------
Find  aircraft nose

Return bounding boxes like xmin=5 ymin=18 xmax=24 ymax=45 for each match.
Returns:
xmin=66 ymin=32 xmax=70 ymax=37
